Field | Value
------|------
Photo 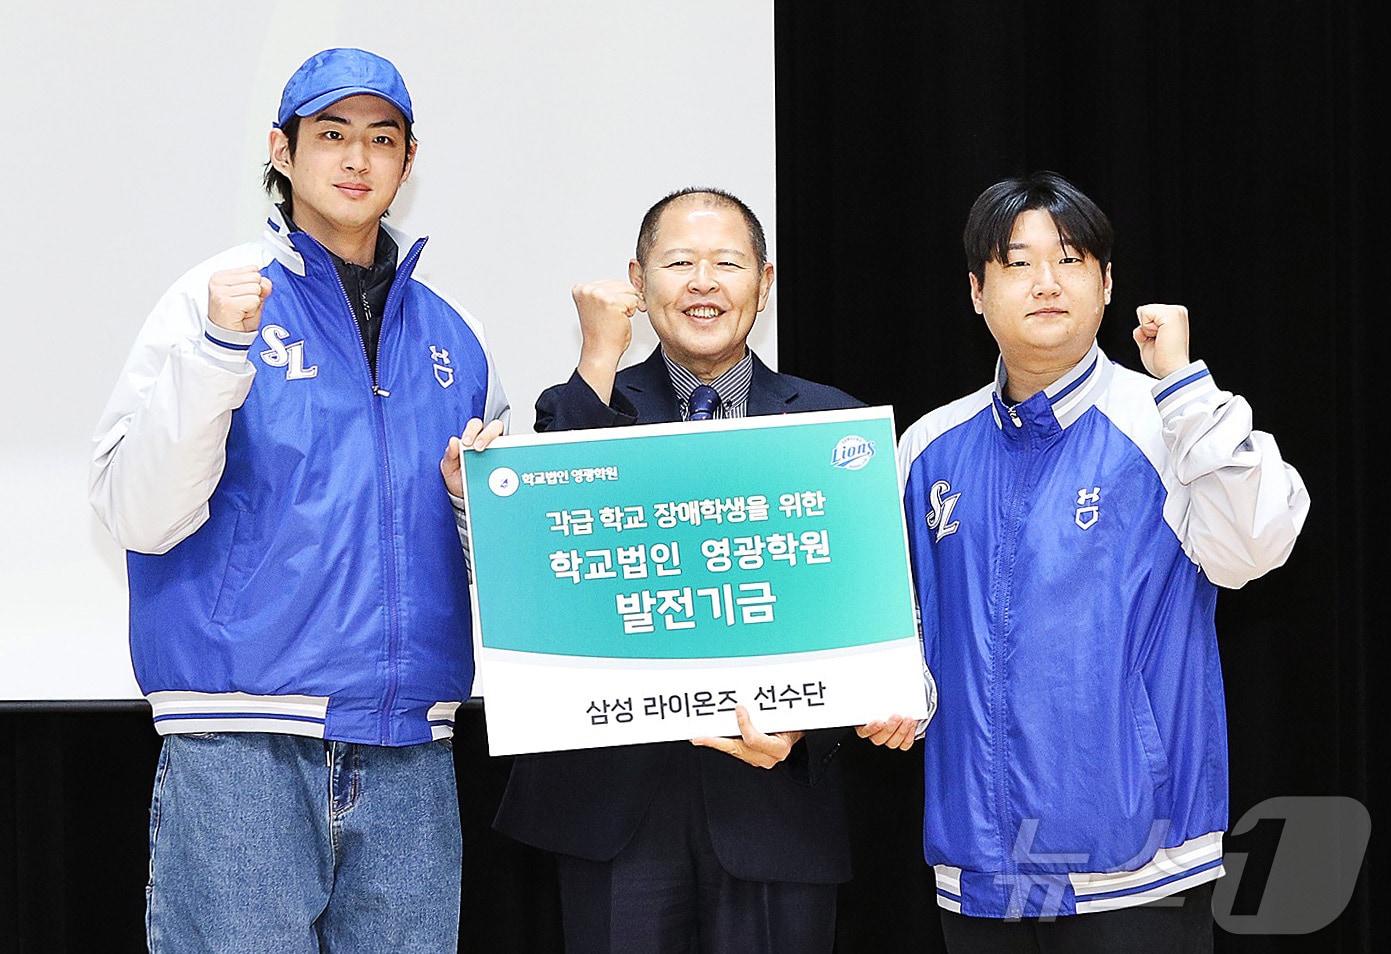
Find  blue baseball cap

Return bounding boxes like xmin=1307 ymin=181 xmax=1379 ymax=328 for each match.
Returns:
xmin=275 ymin=48 xmax=413 ymax=128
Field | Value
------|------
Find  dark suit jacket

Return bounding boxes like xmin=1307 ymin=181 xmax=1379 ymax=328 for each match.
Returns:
xmin=493 ymin=347 xmax=864 ymax=884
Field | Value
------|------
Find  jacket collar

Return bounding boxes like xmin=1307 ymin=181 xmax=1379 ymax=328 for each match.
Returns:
xmin=989 ymin=341 xmax=1113 ymax=431
xmin=261 ymin=204 xmax=422 ymax=281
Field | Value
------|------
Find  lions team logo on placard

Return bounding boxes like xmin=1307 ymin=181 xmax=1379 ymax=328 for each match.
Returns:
xmin=830 ymin=435 xmax=875 ymax=470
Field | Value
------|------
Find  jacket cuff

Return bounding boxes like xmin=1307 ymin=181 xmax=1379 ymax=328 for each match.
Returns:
xmin=198 ymin=317 xmax=257 ymax=368
xmin=1152 ymin=360 xmax=1215 ymax=418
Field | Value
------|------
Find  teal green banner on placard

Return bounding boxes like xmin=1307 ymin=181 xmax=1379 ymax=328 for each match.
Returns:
xmin=464 ymin=408 xmax=914 ymax=660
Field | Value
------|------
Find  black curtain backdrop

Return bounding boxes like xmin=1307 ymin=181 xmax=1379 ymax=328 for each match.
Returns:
xmin=773 ymin=2 xmax=1376 ymax=952
xmin=2 ymin=2 xmax=1378 ymax=951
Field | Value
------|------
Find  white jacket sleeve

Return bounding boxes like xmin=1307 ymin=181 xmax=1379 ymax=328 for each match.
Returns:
xmin=89 ymin=273 xmax=258 ymax=555
xmin=482 ymin=348 xmax=511 ymax=435
xmin=1155 ymin=361 xmax=1311 ymax=589
xmin=440 ymin=299 xmax=509 ymax=569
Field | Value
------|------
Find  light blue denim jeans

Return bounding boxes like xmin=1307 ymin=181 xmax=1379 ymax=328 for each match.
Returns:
xmin=146 ymin=732 xmax=462 ymax=954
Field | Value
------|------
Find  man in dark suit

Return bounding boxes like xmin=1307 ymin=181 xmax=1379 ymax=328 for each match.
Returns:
xmin=492 ymin=187 xmax=907 ymax=954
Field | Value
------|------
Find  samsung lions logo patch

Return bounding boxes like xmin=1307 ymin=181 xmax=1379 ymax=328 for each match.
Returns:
xmin=830 ymin=435 xmax=875 ymax=470
xmin=926 ymin=480 xmax=961 ymax=542
xmin=259 ymin=325 xmax=317 ymax=380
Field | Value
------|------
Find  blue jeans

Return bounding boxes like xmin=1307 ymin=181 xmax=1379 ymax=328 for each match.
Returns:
xmin=146 ymin=733 xmax=462 ymax=954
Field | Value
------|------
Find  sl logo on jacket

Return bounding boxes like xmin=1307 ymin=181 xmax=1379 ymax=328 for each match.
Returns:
xmin=926 ymin=480 xmax=961 ymax=542
xmin=260 ymin=325 xmax=318 ymax=379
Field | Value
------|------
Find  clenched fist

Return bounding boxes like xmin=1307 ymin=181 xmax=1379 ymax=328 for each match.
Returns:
xmin=208 ymin=267 xmax=273 ymax=333
xmin=574 ymin=279 xmax=640 ymax=353
xmin=1132 ymin=304 xmax=1192 ymax=380
xmin=573 ymin=278 xmax=641 ymax=403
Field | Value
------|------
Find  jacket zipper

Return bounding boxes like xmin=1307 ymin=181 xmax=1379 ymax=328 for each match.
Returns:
xmin=333 ymin=259 xmax=403 ymax=745
xmin=362 ymin=288 xmax=390 ymax=396
xmin=994 ymin=408 xmax=1031 ymax=916
xmin=376 ymin=238 xmax=428 ymax=742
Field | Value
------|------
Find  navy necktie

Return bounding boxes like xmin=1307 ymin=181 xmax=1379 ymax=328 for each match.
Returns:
xmin=688 ymin=384 xmax=721 ymax=421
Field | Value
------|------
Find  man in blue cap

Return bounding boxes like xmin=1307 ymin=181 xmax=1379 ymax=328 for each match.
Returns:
xmin=89 ymin=48 xmax=509 ymax=952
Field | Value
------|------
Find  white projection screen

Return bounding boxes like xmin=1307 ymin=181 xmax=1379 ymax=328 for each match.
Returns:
xmin=0 ymin=1 xmax=777 ymax=703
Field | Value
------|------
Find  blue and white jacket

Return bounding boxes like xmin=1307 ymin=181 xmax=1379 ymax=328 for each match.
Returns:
xmin=897 ymin=343 xmax=1307 ymax=918
xmin=89 ymin=208 xmax=509 ymax=745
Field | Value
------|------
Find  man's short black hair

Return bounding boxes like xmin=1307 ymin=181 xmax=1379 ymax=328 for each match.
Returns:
xmin=635 ymin=187 xmax=768 ymax=267
xmin=963 ymin=171 xmax=1114 ymax=284
xmin=261 ymin=112 xmax=415 ymax=220
xmin=261 ymin=115 xmax=303 ymax=215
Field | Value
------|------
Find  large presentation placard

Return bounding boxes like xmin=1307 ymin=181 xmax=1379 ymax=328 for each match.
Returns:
xmin=462 ymin=406 xmax=928 ymax=755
